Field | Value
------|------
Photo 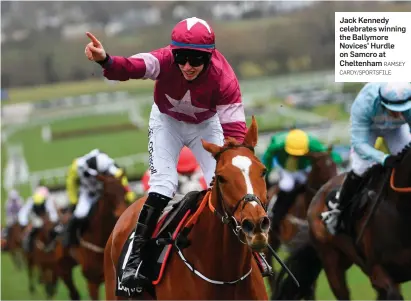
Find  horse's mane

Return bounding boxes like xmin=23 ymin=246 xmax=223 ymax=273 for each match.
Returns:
xmin=223 ymin=137 xmax=242 ymax=148
xmin=361 ymin=142 xmax=411 ymax=180
xmin=396 ymin=142 xmax=411 ymax=161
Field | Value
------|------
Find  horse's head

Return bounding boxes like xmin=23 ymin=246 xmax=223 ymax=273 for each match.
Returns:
xmin=202 ymin=116 xmax=269 ymax=251
xmin=96 ymin=172 xmax=128 ymax=218
xmin=305 ymin=145 xmax=338 ymax=188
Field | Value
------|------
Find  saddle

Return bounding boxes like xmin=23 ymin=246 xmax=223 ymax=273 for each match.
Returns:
xmin=325 ymin=169 xmax=386 ymax=238
xmin=116 ymin=190 xmax=205 ymax=298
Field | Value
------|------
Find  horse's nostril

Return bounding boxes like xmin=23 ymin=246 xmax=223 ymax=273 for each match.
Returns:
xmin=260 ymin=216 xmax=270 ymax=232
xmin=241 ymin=219 xmax=255 ymax=234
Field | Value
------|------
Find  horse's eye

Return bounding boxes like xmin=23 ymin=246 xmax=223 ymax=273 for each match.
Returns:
xmin=261 ymin=169 xmax=267 ymax=177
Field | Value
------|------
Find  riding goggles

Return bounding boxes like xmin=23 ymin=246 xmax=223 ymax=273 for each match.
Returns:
xmin=173 ymin=51 xmax=209 ymax=67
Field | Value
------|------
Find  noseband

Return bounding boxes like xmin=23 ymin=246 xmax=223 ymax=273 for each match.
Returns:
xmin=210 ymin=145 xmax=268 ymax=242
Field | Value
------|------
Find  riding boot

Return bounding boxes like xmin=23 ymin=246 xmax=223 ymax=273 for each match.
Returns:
xmin=253 ymin=252 xmax=274 ymax=277
xmin=121 ymin=192 xmax=171 ymax=287
xmin=24 ymin=228 xmax=39 ymax=252
xmin=321 ymin=171 xmax=363 ymax=235
xmin=62 ymin=217 xmax=84 ymax=247
xmin=49 ymin=224 xmax=64 ymax=241
xmin=270 ymin=189 xmax=295 ymax=234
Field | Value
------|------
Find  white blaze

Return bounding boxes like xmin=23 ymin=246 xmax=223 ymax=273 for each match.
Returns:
xmin=232 ymin=155 xmax=258 ymax=207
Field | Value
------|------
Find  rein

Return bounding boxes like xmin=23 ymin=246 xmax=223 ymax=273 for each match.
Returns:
xmin=174 ymin=144 xmax=299 ymax=287
xmin=356 ymin=165 xmax=411 ymax=245
xmin=390 ymin=168 xmax=411 ymax=193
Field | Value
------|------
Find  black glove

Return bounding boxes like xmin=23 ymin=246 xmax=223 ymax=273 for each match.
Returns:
xmin=383 ymin=155 xmax=400 ymax=168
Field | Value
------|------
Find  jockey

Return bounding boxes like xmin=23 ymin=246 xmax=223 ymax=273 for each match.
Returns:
xmin=2 ymin=189 xmax=23 ymax=239
xmin=17 ymin=186 xmax=60 ymax=252
xmin=63 ymin=148 xmax=136 ymax=247
xmin=141 ymin=146 xmax=207 ymax=195
xmin=85 ymin=17 xmax=272 ymax=285
xmin=263 ymin=129 xmax=343 ymax=232
xmin=321 ymin=82 xmax=411 ymax=235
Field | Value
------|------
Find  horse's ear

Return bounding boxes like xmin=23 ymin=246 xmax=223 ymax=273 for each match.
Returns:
xmin=202 ymin=139 xmax=222 ymax=157
xmin=327 ymin=145 xmax=333 ymax=154
xmin=243 ymin=115 xmax=258 ymax=148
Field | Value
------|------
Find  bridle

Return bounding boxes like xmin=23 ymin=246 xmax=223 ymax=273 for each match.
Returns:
xmin=172 ymin=144 xmax=270 ymax=286
xmin=210 ymin=145 xmax=268 ymax=243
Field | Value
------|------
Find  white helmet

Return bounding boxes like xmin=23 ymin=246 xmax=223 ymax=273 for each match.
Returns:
xmin=85 ymin=152 xmax=115 ymax=176
xmin=379 ymin=82 xmax=411 ymax=112
xmin=96 ymin=153 xmax=114 ymax=173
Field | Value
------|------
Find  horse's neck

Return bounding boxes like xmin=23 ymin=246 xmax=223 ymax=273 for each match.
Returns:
xmin=83 ymin=199 xmax=117 ymax=245
xmin=186 ymin=192 xmax=252 ymax=279
xmin=396 ymin=151 xmax=411 ymax=188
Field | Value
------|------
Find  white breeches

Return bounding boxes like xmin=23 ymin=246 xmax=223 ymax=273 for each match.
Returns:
xmin=147 ymin=104 xmax=224 ymax=198
xmin=278 ymin=167 xmax=310 ymax=192
xmin=73 ymin=189 xmax=99 ymax=219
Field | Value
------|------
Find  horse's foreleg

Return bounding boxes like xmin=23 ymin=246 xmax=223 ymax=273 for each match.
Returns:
xmin=26 ymin=256 xmax=37 ymax=294
xmin=87 ymin=281 xmax=100 ymax=300
xmin=320 ymin=247 xmax=351 ymax=300
xmin=370 ymin=265 xmax=403 ymax=300
xmin=57 ymin=258 xmax=81 ymax=300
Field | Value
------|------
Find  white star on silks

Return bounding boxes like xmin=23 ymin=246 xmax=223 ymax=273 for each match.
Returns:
xmin=166 ymin=90 xmax=208 ymax=119
xmin=184 ymin=17 xmax=212 ymax=34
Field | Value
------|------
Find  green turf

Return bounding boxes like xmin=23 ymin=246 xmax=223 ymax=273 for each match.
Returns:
xmin=6 ymin=79 xmax=155 ymax=104
xmin=2 ymin=249 xmax=411 ymax=300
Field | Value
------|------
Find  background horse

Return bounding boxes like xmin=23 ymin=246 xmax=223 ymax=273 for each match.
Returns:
xmin=266 ymin=147 xmax=338 ymax=299
xmin=4 ymin=222 xmax=25 ymax=270
xmin=32 ymin=215 xmax=60 ymax=299
xmin=56 ymin=173 xmax=129 ymax=300
xmin=105 ymin=117 xmax=271 ymax=300
xmin=274 ymin=143 xmax=411 ymax=300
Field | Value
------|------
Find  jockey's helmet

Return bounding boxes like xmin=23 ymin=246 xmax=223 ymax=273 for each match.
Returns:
xmin=34 ymin=186 xmax=49 ymax=202
xmin=8 ymin=189 xmax=19 ymax=200
xmin=379 ymin=82 xmax=411 ymax=112
xmin=285 ymin=129 xmax=309 ymax=156
xmin=177 ymin=147 xmax=199 ymax=174
xmin=170 ymin=17 xmax=214 ymax=68
xmin=33 ymin=190 xmax=48 ymax=218
xmin=170 ymin=17 xmax=215 ymax=53
xmin=85 ymin=152 xmax=116 ymax=176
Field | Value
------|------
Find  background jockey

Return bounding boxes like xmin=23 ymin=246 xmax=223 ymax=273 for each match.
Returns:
xmin=141 ymin=146 xmax=207 ymax=195
xmin=263 ymin=129 xmax=343 ymax=233
xmin=321 ymin=82 xmax=411 ymax=235
xmin=63 ymin=149 xmax=135 ymax=247
xmin=2 ymin=189 xmax=24 ymax=241
xmin=84 ymin=16 xmax=272 ymax=286
xmin=17 ymin=186 xmax=60 ymax=252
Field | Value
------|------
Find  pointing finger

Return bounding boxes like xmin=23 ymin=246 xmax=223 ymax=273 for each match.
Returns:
xmin=86 ymin=32 xmax=101 ymax=47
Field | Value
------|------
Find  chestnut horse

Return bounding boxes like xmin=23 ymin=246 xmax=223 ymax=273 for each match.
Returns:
xmin=274 ymin=143 xmax=411 ymax=300
xmin=32 ymin=215 xmax=60 ymax=299
xmin=56 ymin=173 xmax=129 ymax=300
xmin=105 ymin=116 xmax=271 ymax=300
xmin=267 ymin=148 xmax=338 ymax=299
xmin=4 ymin=222 xmax=25 ymax=270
